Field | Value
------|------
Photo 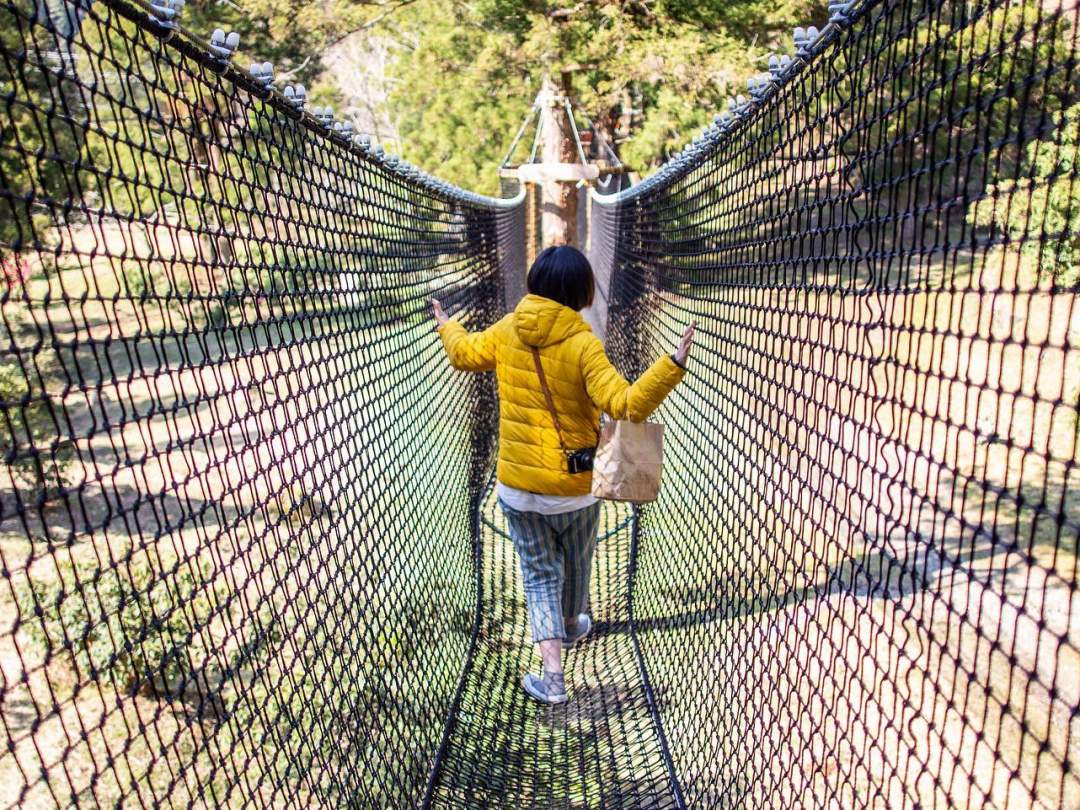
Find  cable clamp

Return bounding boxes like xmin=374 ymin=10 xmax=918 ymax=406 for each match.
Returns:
xmin=794 ymin=26 xmax=820 ymax=58
xmin=249 ymin=61 xmax=275 ymax=91
xmin=747 ymin=73 xmax=776 ymax=101
xmin=283 ymin=84 xmax=306 ymax=110
xmin=728 ymin=94 xmax=752 ymax=118
xmin=208 ymin=29 xmax=239 ymax=63
xmin=828 ymin=1 xmax=856 ymax=25
xmin=147 ymin=0 xmax=184 ymax=33
xmin=768 ymin=54 xmax=793 ymax=79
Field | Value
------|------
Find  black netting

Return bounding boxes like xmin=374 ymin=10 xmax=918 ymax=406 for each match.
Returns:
xmin=1 ymin=0 xmax=1078 ymax=807
xmin=0 ymin=0 xmax=513 ymax=804
xmin=594 ymin=0 xmax=1080 ymax=806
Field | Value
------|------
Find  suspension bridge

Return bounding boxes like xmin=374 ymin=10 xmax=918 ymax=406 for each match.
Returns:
xmin=0 ymin=0 xmax=1077 ymax=807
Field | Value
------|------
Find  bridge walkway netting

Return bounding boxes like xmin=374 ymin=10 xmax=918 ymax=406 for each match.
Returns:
xmin=0 ymin=0 xmax=1078 ymax=807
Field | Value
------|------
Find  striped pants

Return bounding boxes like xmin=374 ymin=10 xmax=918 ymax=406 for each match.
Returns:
xmin=498 ymin=500 xmax=602 ymax=643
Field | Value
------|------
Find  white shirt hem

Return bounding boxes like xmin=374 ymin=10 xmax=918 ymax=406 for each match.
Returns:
xmin=496 ymin=482 xmax=598 ymax=515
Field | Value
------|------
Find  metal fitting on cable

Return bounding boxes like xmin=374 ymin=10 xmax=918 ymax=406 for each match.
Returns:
xmin=768 ymin=54 xmax=793 ymax=78
xmin=793 ymin=26 xmax=808 ymax=54
xmin=728 ymin=94 xmax=752 ymax=117
xmin=208 ymin=29 xmax=239 ymax=63
xmin=794 ymin=26 xmax=820 ymax=57
xmin=249 ymin=62 xmax=275 ymax=91
xmin=312 ymin=106 xmax=334 ymax=127
xmin=147 ymin=0 xmax=184 ymax=34
xmin=829 ymin=0 xmax=856 ymax=25
xmin=747 ymin=73 xmax=775 ymax=101
xmin=333 ymin=120 xmax=354 ymax=138
xmin=283 ymin=84 xmax=306 ymax=110
xmin=354 ymin=133 xmax=371 ymax=150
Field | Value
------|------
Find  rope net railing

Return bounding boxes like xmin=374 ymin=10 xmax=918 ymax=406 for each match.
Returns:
xmin=590 ymin=0 xmax=1080 ymax=806
xmin=0 ymin=0 xmax=520 ymax=804
xmin=0 ymin=0 xmax=1077 ymax=808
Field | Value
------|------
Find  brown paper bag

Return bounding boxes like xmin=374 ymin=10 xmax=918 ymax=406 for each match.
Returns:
xmin=590 ymin=420 xmax=665 ymax=503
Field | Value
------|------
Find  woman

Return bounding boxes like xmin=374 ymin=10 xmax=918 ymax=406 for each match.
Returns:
xmin=433 ymin=245 xmax=694 ymax=705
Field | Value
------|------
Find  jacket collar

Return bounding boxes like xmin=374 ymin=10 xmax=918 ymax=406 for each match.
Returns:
xmin=513 ymin=294 xmax=592 ymax=347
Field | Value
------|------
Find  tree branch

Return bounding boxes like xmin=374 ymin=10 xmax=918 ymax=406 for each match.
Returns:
xmin=323 ymin=0 xmax=422 ymax=50
xmin=547 ymin=3 xmax=584 ymax=22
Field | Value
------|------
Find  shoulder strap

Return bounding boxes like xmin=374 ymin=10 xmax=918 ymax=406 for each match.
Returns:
xmin=530 ymin=347 xmax=569 ymax=454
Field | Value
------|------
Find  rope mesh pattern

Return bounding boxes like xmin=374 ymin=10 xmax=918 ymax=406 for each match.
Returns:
xmin=0 ymin=0 xmax=1078 ymax=807
xmin=0 ymin=0 xmax=509 ymax=804
xmin=596 ymin=0 xmax=1080 ymax=806
xmin=430 ymin=487 xmax=679 ymax=807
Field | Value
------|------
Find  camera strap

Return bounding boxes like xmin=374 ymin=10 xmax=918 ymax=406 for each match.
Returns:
xmin=530 ymin=347 xmax=571 ymax=456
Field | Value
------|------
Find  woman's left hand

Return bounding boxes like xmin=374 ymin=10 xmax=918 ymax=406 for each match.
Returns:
xmin=673 ymin=321 xmax=696 ymax=366
xmin=431 ymin=298 xmax=449 ymax=330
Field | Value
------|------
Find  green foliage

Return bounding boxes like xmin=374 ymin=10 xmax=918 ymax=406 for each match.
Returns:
xmin=637 ymin=0 xmax=1079 ymax=283
xmin=0 ymin=358 xmax=75 ymax=498
xmin=839 ymin=2 xmax=1076 ymax=198
xmin=121 ymin=260 xmax=153 ymax=298
xmin=221 ymin=565 xmax=473 ymax=803
xmin=969 ymin=102 xmax=1080 ymax=287
xmin=184 ymin=0 xmax=325 ymax=85
xmin=0 ymin=0 xmax=86 ymax=247
xmin=1 ymin=0 xmax=325 ymax=250
xmin=385 ymin=0 xmax=829 ymax=193
xmin=17 ymin=545 xmax=226 ymax=697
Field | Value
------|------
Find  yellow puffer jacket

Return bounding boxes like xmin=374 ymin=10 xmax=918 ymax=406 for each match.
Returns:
xmin=438 ymin=294 xmax=685 ymax=495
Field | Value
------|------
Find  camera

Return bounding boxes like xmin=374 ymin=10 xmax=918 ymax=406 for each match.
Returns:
xmin=566 ymin=447 xmax=596 ymax=474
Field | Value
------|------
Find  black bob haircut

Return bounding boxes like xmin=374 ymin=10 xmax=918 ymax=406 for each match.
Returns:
xmin=526 ymin=245 xmax=595 ymax=312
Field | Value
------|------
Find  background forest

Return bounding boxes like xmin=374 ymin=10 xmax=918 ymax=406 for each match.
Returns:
xmin=242 ymin=0 xmax=834 ymax=194
xmin=1 ymin=0 xmax=1078 ymax=806
xmin=10 ymin=0 xmax=1077 ymax=279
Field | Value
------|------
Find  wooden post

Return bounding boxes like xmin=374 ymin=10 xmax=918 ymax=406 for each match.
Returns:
xmin=525 ymin=184 xmax=540 ymax=270
xmin=537 ymin=74 xmax=578 ymax=249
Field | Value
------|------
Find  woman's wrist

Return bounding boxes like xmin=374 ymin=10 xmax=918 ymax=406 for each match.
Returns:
xmin=670 ymin=353 xmax=686 ymax=369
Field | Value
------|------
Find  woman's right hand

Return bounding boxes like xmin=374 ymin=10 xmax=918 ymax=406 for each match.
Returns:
xmin=431 ymin=298 xmax=449 ymax=330
xmin=673 ymin=321 xmax=696 ymax=366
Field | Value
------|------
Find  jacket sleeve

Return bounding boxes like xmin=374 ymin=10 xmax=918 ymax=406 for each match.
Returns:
xmin=438 ymin=318 xmax=502 ymax=372
xmin=580 ymin=335 xmax=686 ymax=422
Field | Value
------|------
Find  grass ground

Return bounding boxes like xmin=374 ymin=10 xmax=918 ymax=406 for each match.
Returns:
xmin=0 ymin=232 xmax=482 ymax=808
xmin=630 ymin=245 xmax=1079 ymax=808
xmin=0 ymin=222 xmax=1076 ymax=808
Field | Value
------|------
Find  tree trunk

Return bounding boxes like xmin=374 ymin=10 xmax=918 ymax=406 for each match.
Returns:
xmin=538 ymin=74 xmax=578 ymax=249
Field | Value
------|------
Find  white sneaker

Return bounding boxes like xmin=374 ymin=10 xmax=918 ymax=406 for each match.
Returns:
xmin=522 ymin=670 xmax=568 ymax=705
